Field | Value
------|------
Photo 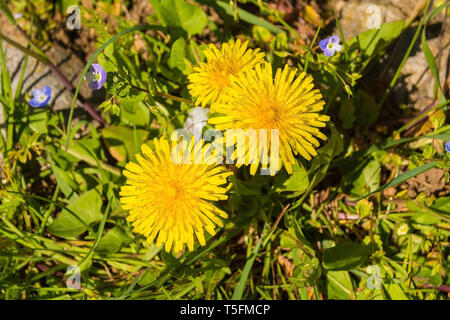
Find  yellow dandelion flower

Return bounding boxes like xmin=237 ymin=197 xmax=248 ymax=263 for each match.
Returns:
xmin=120 ymin=136 xmax=232 ymax=253
xmin=188 ymin=39 xmax=265 ymax=107
xmin=209 ymin=63 xmax=330 ymax=175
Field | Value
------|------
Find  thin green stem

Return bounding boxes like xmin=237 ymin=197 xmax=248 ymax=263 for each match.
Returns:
xmin=130 ymin=84 xmax=193 ymax=105
xmin=304 ymin=23 xmax=322 ymax=73
xmin=394 ymin=99 xmax=450 ymax=136
xmin=39 ymin=185 xmax=60 ymax=234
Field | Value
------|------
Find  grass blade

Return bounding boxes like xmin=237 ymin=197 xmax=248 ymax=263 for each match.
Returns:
xmin=357 ymin=161 xmax=436 ymax=200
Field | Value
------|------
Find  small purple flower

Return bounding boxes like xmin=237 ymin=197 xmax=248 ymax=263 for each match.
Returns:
xmin=445 ymin=141 xmax=450 ymax=153
xmin=84 ymin=63 xmax=107 ymax=90
xmin=29 ymin=85 xmax=51 ymax=107
xmin=319 ymin=35 xmax=342 ymax=57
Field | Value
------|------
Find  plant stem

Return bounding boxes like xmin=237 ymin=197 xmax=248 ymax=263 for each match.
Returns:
xmin=393 ymin=99 xmax=449 ymax=137
xmin=130 ymin=84 xmax=193 ymax=104
xmin=39 ymin=185 xmax=59 ymax=234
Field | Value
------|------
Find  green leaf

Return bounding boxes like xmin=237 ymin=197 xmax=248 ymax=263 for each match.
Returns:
xmin=413 ymin=267 xmax=443 ymax=287
xmin=276 ymin=163 xmax=309 ymax=194
xmin=195 ymin=0 xmax=281 ymax=34
xmin=356 ymin=89 xmax=380 ymax=128
xmin=50 ymin=163 xmax=77 ymax=198
xmin=349 ymin=157 xmax=381 ymax=197
xmin=357 ymin=161 xmax=436 ymax=200
xmin=326 ymin=271 xmax=355 ymax=299
xmin=102 ymin=125 xmax=150 ymax=162
xmin=339 ymin=98 xmax=356 ymax=130
xmin=168 ymin=37 xmax=190 ymax=73
xmin=158 ymin=0 xmax=207 ymax=36
xmin=323 ymin=242 xmax=370 ymax=271
xmin=421 ymin=2 xmax=450 ymax=105
xmin=120 ymin=100 xmax=150 ymax=128
xmin=384 ymin=283 xmax=409 ymax=300
xmin=290 ymin=255 xmax=321 ymax=288
xmin=290 ymin=123 xmax=343 ymax=211
xmin=423 ymin=144 xmax=435 ymax=160
xmin=407 ymin=199 xmax=450 ymax=225
xmin=48 ymin=187 xmax=103 ymax=238
xmin=252 ymin=26 xmax=272 ymax=43
xmin=69 ymin=138 xmax=103 ymax=165
xmin=431 ymin=196 xmax=450 ymax=214
xmin=230 ymin=176 xmax=261 ymax=196
xmin=95 ymin=226 xmax=131 ymax=253
xmin=347 ymin=20 xmax=405 ymax=67
xmin=97 ymin=44 xmax=117 ymax=73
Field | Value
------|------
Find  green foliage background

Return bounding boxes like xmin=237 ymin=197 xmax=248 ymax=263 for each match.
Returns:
xmin=0 ymin=0 xmax=449 ymax=300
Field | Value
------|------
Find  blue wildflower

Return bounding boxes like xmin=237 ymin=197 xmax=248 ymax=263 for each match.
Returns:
xmin=84 ymin=63 xmax=107 ymax=90
xmin=319 ymin=35 xmax=342 ymax=57
xmin=29 ymin=85 xmax=51 ymax=107
xmin=445 ymin=141 xmax=450 ymax=153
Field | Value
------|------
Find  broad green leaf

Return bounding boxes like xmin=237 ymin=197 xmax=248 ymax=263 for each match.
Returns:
xmin=48 ymin=187 xmax=103 ymax=238
xmin=158 ymin=0 xmax=207 ymax=36
xmin=407 ymin=201 xmax=443 ymax=225
xmin=120 ymin=100 xmax=151 ymax=128
xmin=230 ymin=176 xmax=260 ymax=196
xmin=431 ymin=196 xmax=450 ymax=214
xmin=50 ymin=163 xmax=77 ymax=198
xmin=69 ymin=138 xmax=103 ymax=165
xmin=276 ymin=163 xmax=309 ymax=194
xmin=347 ymin=20 xmax=405 ymax=68
xmin=384 ymin=283 xmax=409 ymax=300
xmin=326 ymin=271 xmax=355 ymax=299
xmin=349 ymin=157 xmax=381 ymax=197
xmin=95 ymin=226 xmax=131 ymax=253
xmin=28 ymin=108 xmax=48 ymax=134
xmin=407 ymin=197 xmax=450 ymax=224
xmin=290 ymin=255 xmax=321 ymax=288
xmin=323 ymin=242 xmax=370 ymax=271
xmin=138 ymin=269 xmax=160 ymax=286
xmin=287 ymin=225 xmax=321 ymax=288
xmin=102 ymin=125 xmax=150 ymax=162
xmin=413 ymin=267 xmax=443 ymax=287
xmin=97 ymin=44 xmax=117 ymax=72
xmin=168 ymin=37 xmax=191 ymax=74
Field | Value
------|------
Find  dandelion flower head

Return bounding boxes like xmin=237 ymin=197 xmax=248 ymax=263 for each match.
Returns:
xmin=120 ymin=137 xmax=232 ymax=253
xmin=188 ymin=39 xmax=265 ymax=107
xmin=209 ymin=63 xmax=330 ymax=175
